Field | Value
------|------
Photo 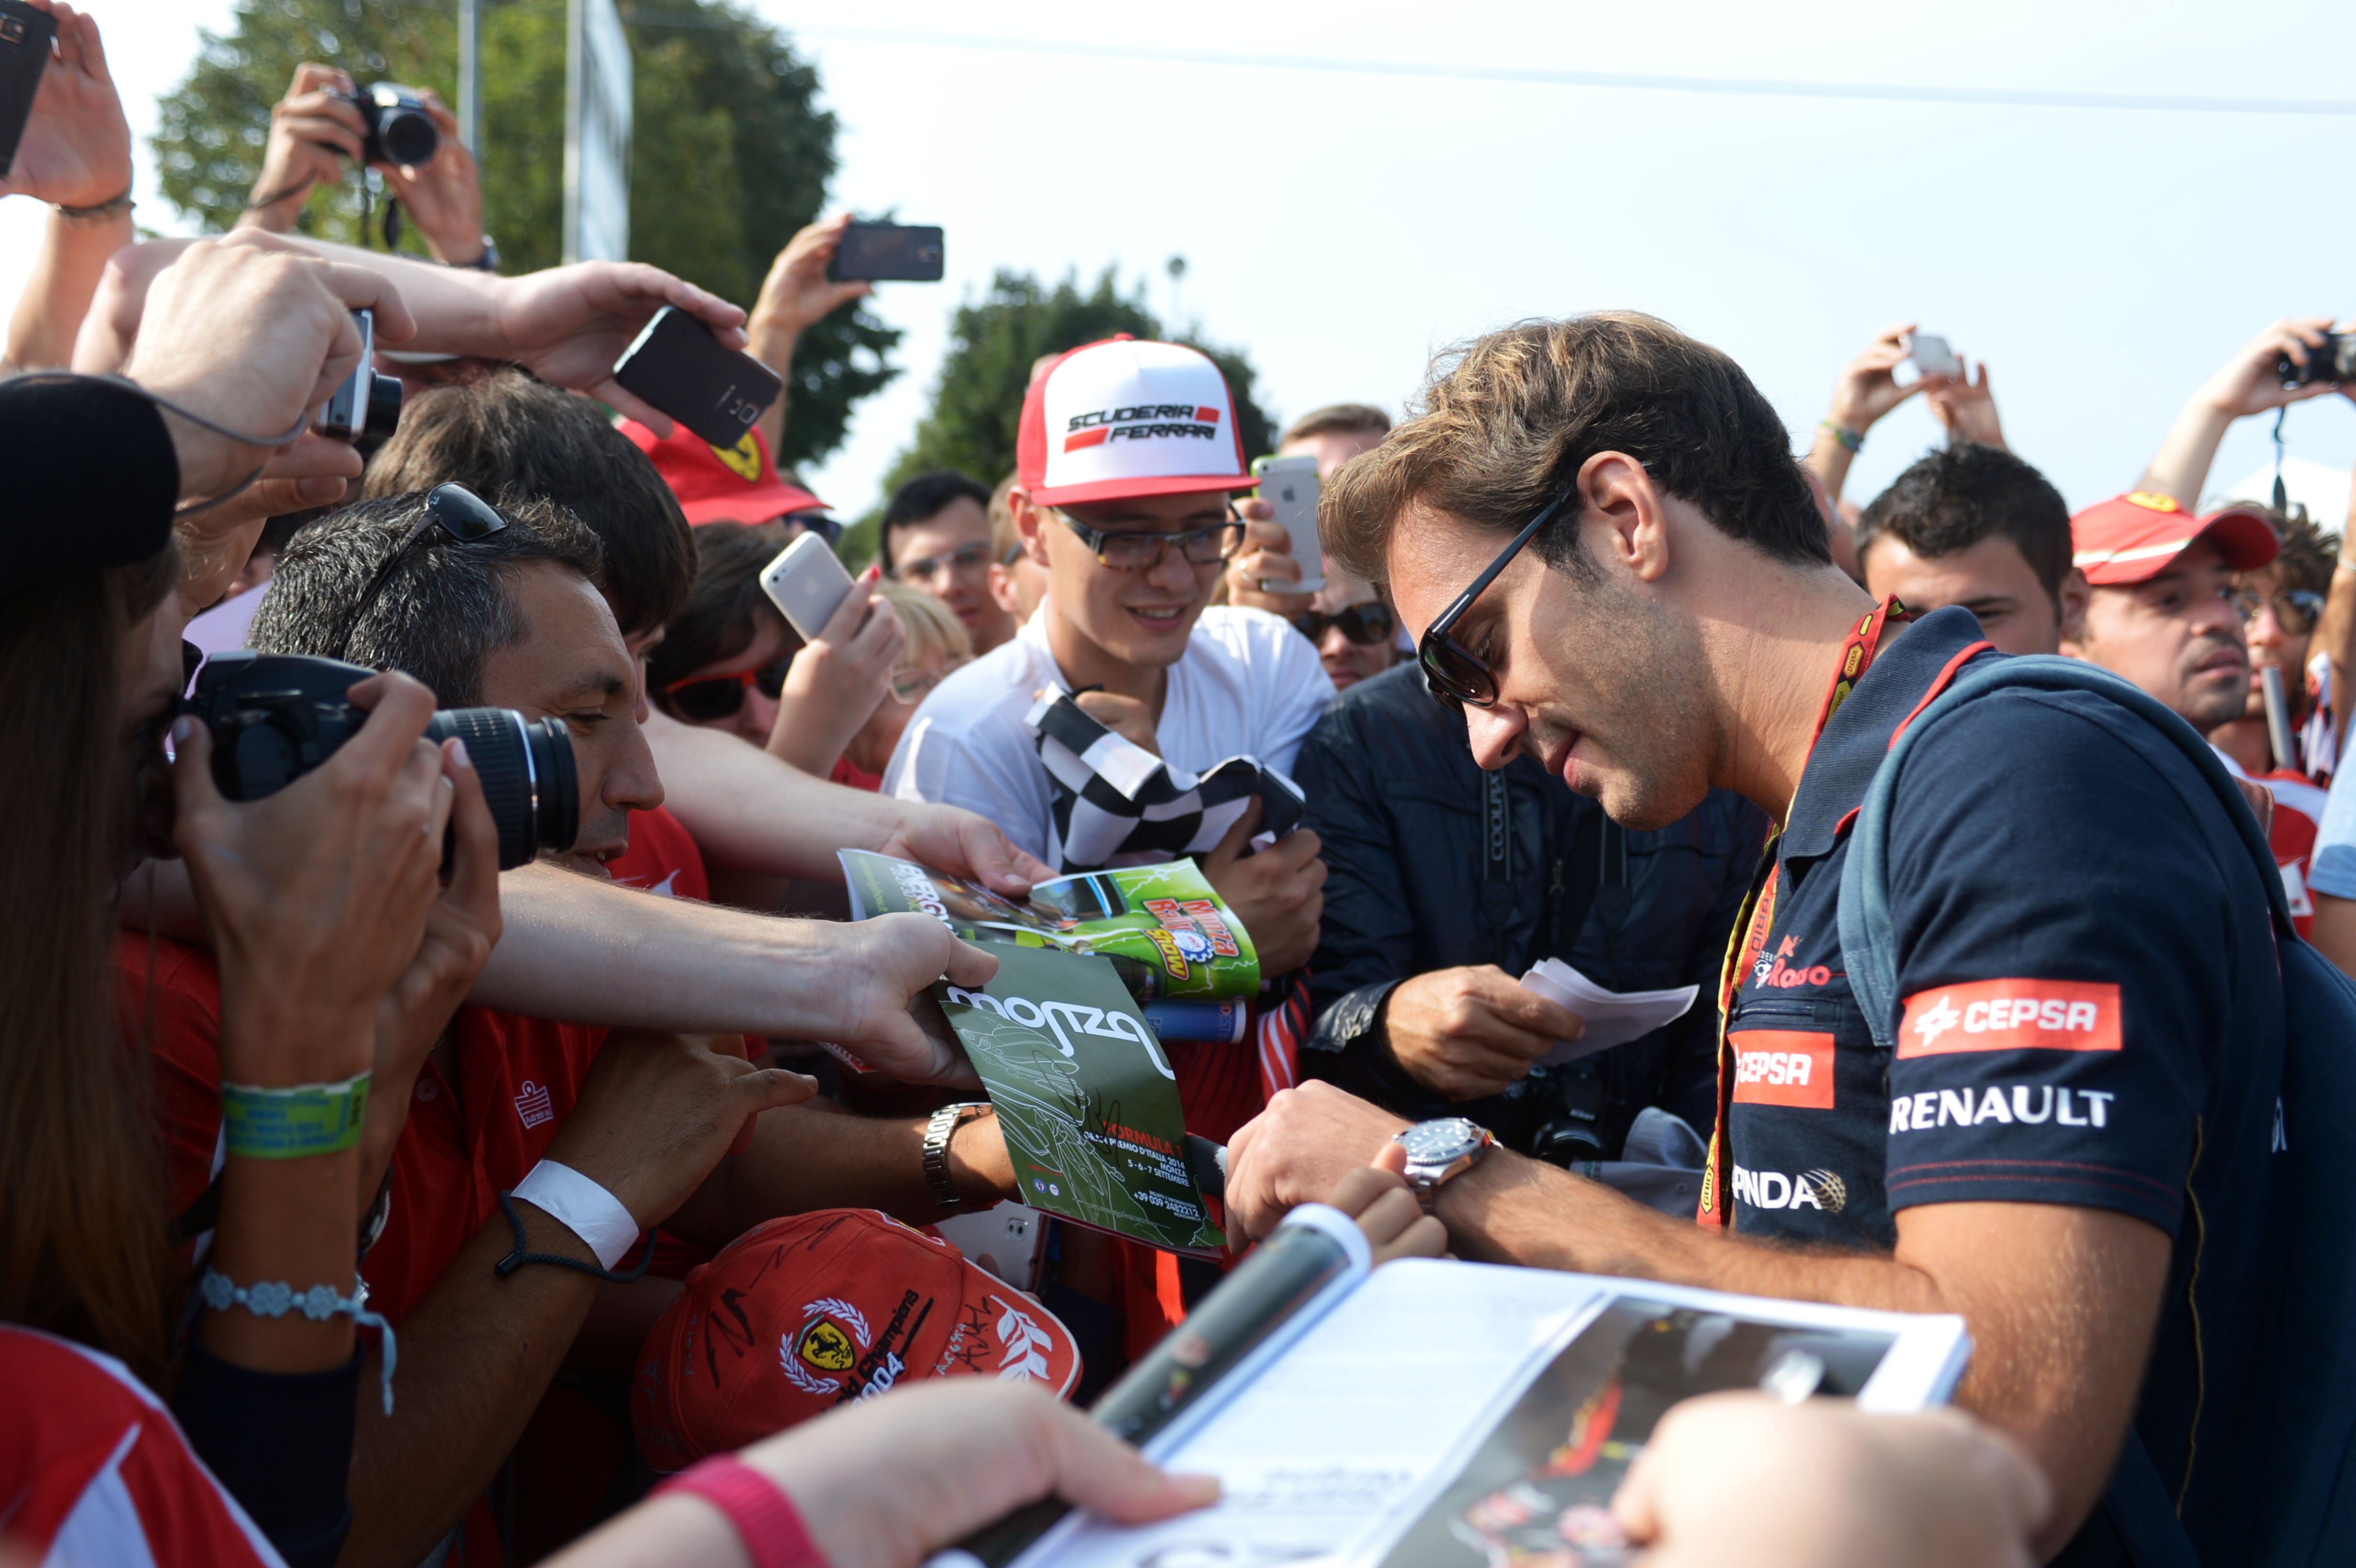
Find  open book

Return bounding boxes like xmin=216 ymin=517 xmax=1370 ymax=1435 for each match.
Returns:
xmin=939 ymin=1209 xmax=1970 ymax=1568
xmin=841 ymin=850 xmax=1261 ymax=1006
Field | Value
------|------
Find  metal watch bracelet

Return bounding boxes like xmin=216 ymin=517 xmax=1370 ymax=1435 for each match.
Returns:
xmin=922 ymin=1101 xmax=988 ymax=1209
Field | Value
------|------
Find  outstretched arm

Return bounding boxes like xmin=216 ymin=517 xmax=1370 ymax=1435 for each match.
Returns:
xmin=2136 ymin=316 xmax=2345 ymax=507
xmin=0 ymin=1 xmax=133 ymax=372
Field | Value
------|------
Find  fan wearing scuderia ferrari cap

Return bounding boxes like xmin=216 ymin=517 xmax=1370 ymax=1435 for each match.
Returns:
xmin=884 ymin=337 xmax=1332 ymax=1359
xmin=1219 ymin=312 xmax=2300 ymax=1565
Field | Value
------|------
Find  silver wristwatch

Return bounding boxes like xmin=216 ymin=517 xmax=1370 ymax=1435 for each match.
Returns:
xmin=1392 ymin=1117 xmax=1496 ymax=1208
xmin=922 ymin=1102 xmax=989 ymax=1209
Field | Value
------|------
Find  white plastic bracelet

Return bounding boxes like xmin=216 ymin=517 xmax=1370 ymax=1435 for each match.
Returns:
xmin=510 ymin=1160 xmax=640 ymax=1271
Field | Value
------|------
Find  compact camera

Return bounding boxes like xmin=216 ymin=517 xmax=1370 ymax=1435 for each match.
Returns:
xmin=337 ymin=81 xmax=439 ymax=168
xmin=2277 ymin=332 xmax=2356 ymax=389
xmin=317 ymin=307 xmax=403 ymax=444
xmin=186 ymin=651 xmax=578 ymax=871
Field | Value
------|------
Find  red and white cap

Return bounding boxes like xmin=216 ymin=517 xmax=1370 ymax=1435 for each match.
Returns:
xmin=2071 ymin=491 xmax=2278 ymax=586
xmin=630 ymin=1209 xmax=1079 ymax=1472
xmin=1016 ymin=336 xmax=1255 ymax=507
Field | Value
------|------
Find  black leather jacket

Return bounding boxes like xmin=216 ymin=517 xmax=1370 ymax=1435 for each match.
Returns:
xmin=1295 ymin=663 xmax=1769 ymax=1160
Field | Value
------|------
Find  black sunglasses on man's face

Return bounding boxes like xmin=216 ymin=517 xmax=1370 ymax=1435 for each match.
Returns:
xmin=1416 ymin=488 xmax=1573 ymax=711
xmin=336 ymin=483 xmax=509 ymax=661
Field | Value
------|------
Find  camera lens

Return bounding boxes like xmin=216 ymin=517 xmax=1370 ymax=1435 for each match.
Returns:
xmin=425 ymin=708 xmax=579 ymax=869
xmin=364 ymin=373 xmax=404 ymax=440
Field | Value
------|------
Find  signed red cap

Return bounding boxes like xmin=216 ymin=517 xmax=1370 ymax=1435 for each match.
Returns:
xmin=631 ymin=1209 xmax=1080 ymax=1471
xmin=1015 ymin=336 xmax=1256 ymax=507
xmin=621 ymin=419 xmax=828 ymax=527
xmin=2070 ymin=491 xmax=2278 ymax=586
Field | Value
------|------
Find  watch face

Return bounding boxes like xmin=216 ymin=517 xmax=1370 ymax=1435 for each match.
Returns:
xmin=1400 ymin=1118 xmax=1484 ymax=1164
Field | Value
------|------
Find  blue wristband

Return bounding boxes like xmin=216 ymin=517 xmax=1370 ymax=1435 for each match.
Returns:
xmin=198 ymin=1268 xmax=398 ymax=1415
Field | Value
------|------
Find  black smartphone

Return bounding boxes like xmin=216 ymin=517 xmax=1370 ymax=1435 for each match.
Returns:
xmin=609 ymin=306 xmax=784 ymax=449
xmin=828 ymin=221 xmax=944 ymax=283
xmin=0 ymin=0 xmax=58 ymax=181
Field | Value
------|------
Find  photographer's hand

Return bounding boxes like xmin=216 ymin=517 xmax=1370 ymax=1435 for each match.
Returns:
xmin=767 ymin=566 xmax=905 ymax=775
xmin=1809 ymin=322 xmax=1942 ymax=502
xmin=489 ymin=262 xmax=748 ymax=432
xmin=377 ymin=91 xmax=490 ymax=267
xmin=0 ymin=0 xmax=130 ymax=208
xmin=238 ymin=64 xmax=363 ymax=234
xmin=1383 ymin=965 xmax=1585 ymax=1101
xmin=1927 ymin=360 xmax=2008 ymax=451
xmin=748 ymin=214 xmax=872 ymax=456
xmin=2136 ymin=316 xmax=2345 ymax=506
xmin=1224 ymin=503 xmax=1318 ymax=616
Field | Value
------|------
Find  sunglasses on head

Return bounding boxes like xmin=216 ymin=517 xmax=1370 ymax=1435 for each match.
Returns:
xmin=1417 ymin=487 xmax=1573 ymax=711
xmin=662 ymin=655 xmax=793 ymax=723
xmin=336 ymin=483 xmax=509 ymax=661
xmin=1290 ymin=601 xmax=1397 ymax=647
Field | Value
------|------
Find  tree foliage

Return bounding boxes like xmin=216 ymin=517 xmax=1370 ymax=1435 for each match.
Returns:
xmin=881 ymin=269 xmax=1276 ymax=499
xmin=152 ymin=0 xmax=895 ymax=468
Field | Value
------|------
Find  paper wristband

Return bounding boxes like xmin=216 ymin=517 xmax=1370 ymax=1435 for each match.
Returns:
xmin=219 ymin=1073 xmax=371 ymax=1160
xmin=511 ymin=1159 xmax=640 ymax=1272
xmin=656 ymin=1456 xmax=829 ymax=1568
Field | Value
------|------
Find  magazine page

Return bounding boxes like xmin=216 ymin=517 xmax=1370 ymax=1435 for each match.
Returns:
xmin=842 ymin=849 xmax=1260 ymax=1002
xmin=934 ymin=945 xmax=1225 ymax=1258
xmin=1010 ymin=1260 xmax=1969 ymax=1568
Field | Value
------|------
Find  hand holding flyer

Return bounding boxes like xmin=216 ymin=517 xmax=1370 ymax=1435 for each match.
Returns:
xmin=1519 ymin=958 xmax=1699 ymax=1067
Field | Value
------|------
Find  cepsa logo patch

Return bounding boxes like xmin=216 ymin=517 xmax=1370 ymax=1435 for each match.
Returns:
xmin=1898 ymin=980 xmax=2122 ymax=1058
xmin=1730 ymin=1030 xmax=1835 ymax=1109
xmin=1064 ymin=403 xmax=1222 ymax=453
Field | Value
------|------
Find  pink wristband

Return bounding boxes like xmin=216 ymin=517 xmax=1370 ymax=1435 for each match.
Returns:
xmin=656 ymin=1455 xmax=829 ymax=1568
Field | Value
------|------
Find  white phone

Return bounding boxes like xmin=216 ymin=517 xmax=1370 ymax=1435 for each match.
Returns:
xmin=1906 ymin=332 xmax=1961 ymax=380
xmin=759 ymin=532 xmax=857 ymax=642
xmin=1252 ymin=453 xmax=1324 ymax=594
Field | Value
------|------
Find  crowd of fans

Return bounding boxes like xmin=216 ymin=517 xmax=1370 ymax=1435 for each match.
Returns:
xmin=3 ymin=5 xmax=2352 ymax=1565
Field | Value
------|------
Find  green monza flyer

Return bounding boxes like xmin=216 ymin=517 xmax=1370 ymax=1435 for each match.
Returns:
xmin=839 ymin=849 xmax=1259 ymax=1002
xmin=932 ymin=944 xmax=1225 ymax=1258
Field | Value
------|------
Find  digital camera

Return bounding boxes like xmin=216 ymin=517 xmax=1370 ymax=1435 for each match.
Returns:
xmin=316 ymin=307 xmax=402 ymax=444
xmin=2277 ymin=332 xmax=2356 ymax=389
xmin=186 ymin=651 xmax=578 ymax=871
xmin=338 ymin=81 xmax=438 ymax=168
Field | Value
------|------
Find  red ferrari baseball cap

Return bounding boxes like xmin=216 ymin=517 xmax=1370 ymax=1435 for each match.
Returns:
xmin=621 ymin=419 xmax=828 ymax=527
xmin=2070 ymin=491 xmax=2278 ymax=586
xmin=631 ymin=1209 xmax=1080 ymax=1471
xmin=1015 ymin=336 xmax=1255 ymax=507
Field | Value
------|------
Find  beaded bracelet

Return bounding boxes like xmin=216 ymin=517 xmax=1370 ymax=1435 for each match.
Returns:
xmin=1816 ymin=418 xmax=1865 ymax=453
xmin=55 ymin=188 xmax=133 ymax=226
xmin=656 ymin=1455 xmax=829 ymax=1568
xmin=220 ymin=1072 xmax=371 ymax=1160
xmin=197 ymin=1268 xmax=399 ymax=1414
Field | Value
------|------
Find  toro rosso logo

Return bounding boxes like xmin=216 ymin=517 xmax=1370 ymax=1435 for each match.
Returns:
xmin=1898 ymin=979 xmax=2121 ymax=1058
xmin=1064 ymin=403 xmax=1222 ymax=452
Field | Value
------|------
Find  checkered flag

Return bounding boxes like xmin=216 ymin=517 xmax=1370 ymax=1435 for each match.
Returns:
xmin=1024 ymin=692 xmax=1304 ymax=873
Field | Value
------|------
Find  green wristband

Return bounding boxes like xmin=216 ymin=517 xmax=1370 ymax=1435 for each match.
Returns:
xmin=221 ymin=1072 xmax=371 ymax=1159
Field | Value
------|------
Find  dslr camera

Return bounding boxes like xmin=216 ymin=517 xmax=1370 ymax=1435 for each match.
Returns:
xmin=336 ymin=81 xmax=439 ymax=168
xmin=186 ymin=651 xmax=578 ymax=871
xmin=2277 ymin=332 xmax=2356 ymax=389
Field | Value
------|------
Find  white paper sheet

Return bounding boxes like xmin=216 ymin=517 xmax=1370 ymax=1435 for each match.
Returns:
xmin=1520 ymin=957 xmax=1699 ymax=1066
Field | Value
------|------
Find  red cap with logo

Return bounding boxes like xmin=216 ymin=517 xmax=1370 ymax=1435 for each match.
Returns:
xmin=621 ymin=419 xmax=828 ymax=527
xmin=1016 ymin=336 xmax=1255 ymax=507
xmin=2070 ymin=491 xmax=2278 ymax=586
xmin=631 ymin=1209 xmax=1080 ymax=1471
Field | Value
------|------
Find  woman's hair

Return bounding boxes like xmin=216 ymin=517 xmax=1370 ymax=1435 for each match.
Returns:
xmin=0 ymin=545 xmax=180 ymax=1385
xmin=646 ymin=521 xmax=799 ymax=701
xmin=878 ymin=581 xmax=973 ymax=670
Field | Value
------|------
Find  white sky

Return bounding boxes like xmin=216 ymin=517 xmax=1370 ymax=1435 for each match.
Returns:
xmin=13 ymin=0 xmax=2356 ymax=521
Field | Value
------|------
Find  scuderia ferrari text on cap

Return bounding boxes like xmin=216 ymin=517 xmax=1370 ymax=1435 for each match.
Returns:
xmin=1016 ymin=336 xmax=1256 ymax=507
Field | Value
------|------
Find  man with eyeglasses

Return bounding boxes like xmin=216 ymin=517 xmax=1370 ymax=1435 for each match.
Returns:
xmin=882 ymin=469 xmax=1018 ymax=654
xmin=1221 ymin=312 xmax=2307 ymax=1566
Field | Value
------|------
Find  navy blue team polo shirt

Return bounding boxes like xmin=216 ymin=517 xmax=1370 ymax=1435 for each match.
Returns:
xmin=1722 ymin=605 xmax=2289 ymax=1525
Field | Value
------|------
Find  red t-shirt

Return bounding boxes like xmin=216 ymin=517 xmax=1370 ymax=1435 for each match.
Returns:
xmin=2217 ymin=750 xmax=2324 ymax=937
xmin=0 ymin=1325 xmax=282 ymax=1567
xmin=605 ymin=805 xmax=710 ymax=900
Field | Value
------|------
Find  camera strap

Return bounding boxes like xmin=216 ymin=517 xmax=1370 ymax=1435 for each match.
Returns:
xmin=1479 ymin=769 xmax=1515 ymax=965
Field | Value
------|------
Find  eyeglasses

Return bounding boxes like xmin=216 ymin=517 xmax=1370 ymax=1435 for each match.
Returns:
xmin=888 ymin=657 xmax=966 ymax=705
xmin=337 ymin=483 xmax=509 ymax=660
xmin=1417 ymin=489 xmax=1573 ymax=711
xmin=662 ymin=655 xmax=792 ymax=723
xmin=2235 ymin=585 xmax=2327 ymax=637
xmin=1057 ymin=514 xmax=1246 ymax=572
xmin=1290 ymin=601 xmax=1398 ymax=647
xmin=894 ymin=542 xmax=992 ymax=584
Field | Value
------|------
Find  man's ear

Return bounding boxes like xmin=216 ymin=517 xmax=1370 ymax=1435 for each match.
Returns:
xmin=2057 ymin=567 xmax=2092 ymax=653
xmin=1581 ymin=451 xmax=1668 ymax=583
xmin=1011 ymin=489 xmax=1053 ymax=570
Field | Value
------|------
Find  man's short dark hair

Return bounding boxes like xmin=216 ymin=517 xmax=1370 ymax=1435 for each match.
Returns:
xmin=249 ymin=493 xmax=604 ymax=708
xmin=1322 ymin=313 xmax=1831 ymax=584
xmin=1280 ymin=403 xmax=1390 ymax=448
xmin=644 ymin=521 xmax=796 ymax=705
xmin=362 ymin=368 xmax=694 ymax=638
xmin=1854 ymin=445 xmax=2072 ymax=608
xmin=880 ymin=470 xmax=993 ymax=569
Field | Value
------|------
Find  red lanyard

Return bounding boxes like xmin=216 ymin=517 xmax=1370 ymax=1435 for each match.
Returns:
xmin=1696 ymin=598 xmax=1911 ymax=1229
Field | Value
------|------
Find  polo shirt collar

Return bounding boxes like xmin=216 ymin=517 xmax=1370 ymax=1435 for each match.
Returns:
xmin=1779 ymin=605 xmax=1990 ymax=864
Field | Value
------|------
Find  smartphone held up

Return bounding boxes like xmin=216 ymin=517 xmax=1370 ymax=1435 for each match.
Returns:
xmin=828 ymin=222 xmax=945 ymax=283
xmin=610 ymin=306 xmax=784 ymax=448
xmin=1251 ymin=454 xmax=1325 ymax=594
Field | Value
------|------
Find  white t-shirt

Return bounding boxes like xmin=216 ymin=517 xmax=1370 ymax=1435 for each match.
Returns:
xmin=884 ymin=604 xmax=1335 ymax=864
